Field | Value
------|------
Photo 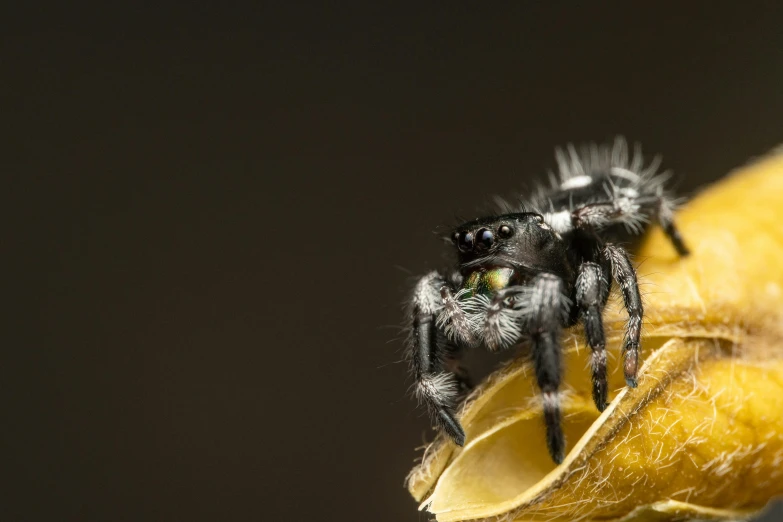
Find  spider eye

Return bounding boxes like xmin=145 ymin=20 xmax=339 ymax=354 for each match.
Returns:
xmin=476 ymin=228 xmax=494 ymax=250
xmin=498 ymin=224 xmax=513 ymax=238
xmin=457 ymin=231 xmax=474 ymax=252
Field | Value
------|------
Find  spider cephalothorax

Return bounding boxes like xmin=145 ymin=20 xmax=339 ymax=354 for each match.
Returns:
xmin=407 ymin=138 xmax=689 ymax=463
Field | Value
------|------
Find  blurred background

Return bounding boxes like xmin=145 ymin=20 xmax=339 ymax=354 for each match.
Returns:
xmin=5 ymin=3 xmax=783 ymax=521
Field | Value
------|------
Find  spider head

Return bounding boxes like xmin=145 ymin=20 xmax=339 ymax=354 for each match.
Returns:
xmin=451 ymin=213 xmax=567 ymax=276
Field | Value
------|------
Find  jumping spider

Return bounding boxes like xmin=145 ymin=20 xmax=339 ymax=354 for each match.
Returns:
xmin=407 ymin=138 xmax=689 ymax=463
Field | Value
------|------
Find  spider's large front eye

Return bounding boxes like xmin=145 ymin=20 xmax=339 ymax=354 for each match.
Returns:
xmin=457 ymin=231 xmax=474 ymax=252
xmin=476 ymin=228 xmax=494 ymax=250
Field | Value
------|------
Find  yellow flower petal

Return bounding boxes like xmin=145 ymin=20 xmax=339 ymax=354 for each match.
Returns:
xmin=407 ymin=149 xmax=783 ymax=521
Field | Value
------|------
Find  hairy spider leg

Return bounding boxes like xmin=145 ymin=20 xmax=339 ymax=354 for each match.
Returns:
xmin=657 ymin=196 xmax=690 ymax=256
xmin=603 ymin=245 xmax=643 ymax=388
xmin=476 ymin=285 xmax=530 ymax=351
xmin=409 ymin=272 xmax=466 ymax=446
xmin=438 ymin=284 xmax=478 ymax=347
xmin=575 ymin=262 xmax=610 ymax=411
xmin=568 ymin=192 xmax=689 ymax=257
xmin=527 ymin=273 xmax=569 ymax=464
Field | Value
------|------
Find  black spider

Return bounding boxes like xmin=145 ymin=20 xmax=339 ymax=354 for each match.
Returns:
xmin=407 ymin=138 xmax=689 ymax=463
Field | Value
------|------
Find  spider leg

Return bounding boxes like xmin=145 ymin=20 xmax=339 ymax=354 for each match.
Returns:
xmin=526 ymin=273 xmax=570 ymax=464
xmin=656 ymin=196 xmax=690 ymax=256
xmin=438 ymin=284 xmax=478 ymax=347
xmin=575 ymin=262 xmax=610 ymax=411
xmin=568 ymin=192 xmax=690 ymax=257
xmin=474 ymin=286 xmax=529 ymax=351
xmin=570 ymin=197 xmax=642 ymax=232
xmin=603 ymin=245 xmax=643 ymax=388
xmin=408 ymin=272 xmax=466 ymax=445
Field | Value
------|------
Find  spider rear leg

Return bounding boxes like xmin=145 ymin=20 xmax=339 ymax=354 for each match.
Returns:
xmin=576 ymin=262 xmax=610 ymax=411
xmin=409 ymin=272 xmax=466 ymax=446
xmin=603 ymin=245 xmax=643 ymax=388
xmin=571 ymin=197 xmax=641 ymax=231
xmin=657 ymin=196 xmax=690 ymax=256
xmin=567 ymin=190 xmax=690 ymax=258
xmin=527 ymin=273 xmax=570 ymax=464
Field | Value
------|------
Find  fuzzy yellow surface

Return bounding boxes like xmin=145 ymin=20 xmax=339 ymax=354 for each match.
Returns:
xmin=406 ymin=150 xmax=783 ymax=522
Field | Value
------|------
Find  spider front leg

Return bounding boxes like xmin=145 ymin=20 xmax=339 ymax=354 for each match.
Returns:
xmin=408 ymin=272 xmax=469 ymax=446
xmin=575 ymin=262 xmax=610 ymax=411
xmin=527 ymin=273 xmax=570 ymax=464
xmin=473 ymin=286 xmax=529 ymax=351
xmin=603 ymin=244 xmax=643 ymax=387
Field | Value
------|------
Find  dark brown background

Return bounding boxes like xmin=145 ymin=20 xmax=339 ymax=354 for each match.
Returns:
xmin=5 ymin=3 xmax=783 ymax=521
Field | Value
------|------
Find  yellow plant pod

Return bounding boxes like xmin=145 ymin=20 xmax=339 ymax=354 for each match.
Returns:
xmin=406 ymin=149 xmax=783 ymax=521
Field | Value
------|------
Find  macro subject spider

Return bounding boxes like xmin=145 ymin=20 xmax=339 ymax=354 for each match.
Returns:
xmin=407 ymin=138 xmax=689 ymax=464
